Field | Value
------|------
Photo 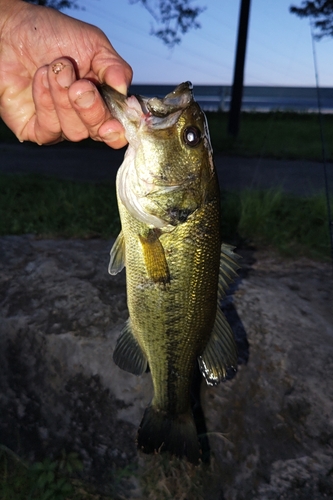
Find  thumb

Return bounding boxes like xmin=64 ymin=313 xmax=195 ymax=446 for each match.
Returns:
xmin=93 ymin=48 xmax=133 ymax=95
xmin=103 ymin=63 xmax=132 ymax=95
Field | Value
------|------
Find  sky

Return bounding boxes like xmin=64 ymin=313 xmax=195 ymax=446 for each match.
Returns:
xmin=62 ymin=0 xmax=333 ymax=88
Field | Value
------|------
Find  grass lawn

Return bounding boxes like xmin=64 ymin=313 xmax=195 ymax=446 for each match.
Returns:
xmin=206 ymin=111 xmax=333 ymax=161
xmin=0 ymin=173 xmax=331 ymax=261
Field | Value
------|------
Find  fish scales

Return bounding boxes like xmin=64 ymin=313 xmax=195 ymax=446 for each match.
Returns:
xmin=101 ymin=82 xmax=240 ymax=463
xmin=120 ymin=194 xmax=221 ymax=415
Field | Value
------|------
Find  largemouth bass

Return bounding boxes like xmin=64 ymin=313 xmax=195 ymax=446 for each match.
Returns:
xmin=101 ymin=82 xmax=240 ymax=464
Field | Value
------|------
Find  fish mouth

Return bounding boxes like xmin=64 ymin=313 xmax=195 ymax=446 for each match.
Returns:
xmin=100 ymin=81 xmax=194 ymax=129
xmin=137 ymin=81 xmax=193 ymax=117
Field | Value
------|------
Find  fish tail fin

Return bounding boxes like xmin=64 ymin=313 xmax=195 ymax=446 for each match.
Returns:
xmin=137 ymin=406 xmax=200 ymax=464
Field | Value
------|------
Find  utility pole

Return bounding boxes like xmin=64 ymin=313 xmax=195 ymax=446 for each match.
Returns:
xmin=228 ymin=0 xmax=251 ymax=137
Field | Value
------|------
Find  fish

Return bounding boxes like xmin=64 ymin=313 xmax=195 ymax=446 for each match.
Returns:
xmin=101 ymin=82 xmax=240 ymax=464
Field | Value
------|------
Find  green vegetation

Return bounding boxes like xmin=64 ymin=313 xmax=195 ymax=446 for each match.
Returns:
xmin=207 ymin=111 xmax=333 ymax=161
xmin=0 ymin=444 xmax=223 ymax=500
xmin=2 ymin=111 xmax=333 ymax=160
xmin=0 ymin=173 xmax=331 ymax=260
xmin=139 ymin=454 xmax=221 ymax=500
xmin=221 ymin=189 xmax=331 ymax=260
xmin=0 ymin=174 xmax=119 ymax=239
xmin=0 ymin=446 xmax=89 ymax=500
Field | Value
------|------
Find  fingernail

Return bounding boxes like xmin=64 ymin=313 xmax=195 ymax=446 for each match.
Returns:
xmin=52 ymin=62 xmax=74 ymax=89
xmin=42 ymin=70 xmax=49 ymax=89
xmin=75 ymin=91 xmax=96 ymax=109
xmin=114 ymin=83 xmax=127 ymax=96
xmin=101 ymin=130 xmax=121 ymax=143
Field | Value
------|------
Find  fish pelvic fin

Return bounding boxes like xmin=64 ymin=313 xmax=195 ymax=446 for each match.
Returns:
xmin=139 ymin=230 xmax=170 ymax=285
xmin=109 ymin=231 xmax=125 ymax=275
xmin=198 ymin=307 xmax=238 ymax=386
xmin=113 ymin=319 xmax=148 ymax=375
xmin=137 ymin=406 xmax=200 ymax=464
xmin=218 ymin=243 xmax=241 ymax=300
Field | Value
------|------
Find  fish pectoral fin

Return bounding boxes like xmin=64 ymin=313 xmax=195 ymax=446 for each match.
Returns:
xmin=109 ymin=231 xmax=125 ymax=275
xmin=113 ymin=319 xmax=148 ymax=375
xmin=139 ymin=231 xmax=170 ymax=284
xmin=198 ymin=307 xmax=238 ymax=386
xmin=218 ymin=243 xmax=242 ymax=299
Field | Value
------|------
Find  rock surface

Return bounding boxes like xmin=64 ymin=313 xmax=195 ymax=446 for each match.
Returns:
xmin=0 ymin=235 xmax=152 ymax=489
xmin=205 ymin=250 xmax=333 ymax=499
xmin=0 ymin=235 xmax=332 ymax=499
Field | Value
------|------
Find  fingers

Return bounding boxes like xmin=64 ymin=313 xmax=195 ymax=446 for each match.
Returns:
xmin=48 ymin=59 xmax=89 ymax=142
xmin=32 ymin=57 xmax=128 ymax=148
xmin=32 ymin=58 xmax=82 ymax=144
xmin=97 ymin=56 xmax=133 ymax=97
xmin=68 ymin=79 xmax=127 ymax=149
xmin=32 ymin=65 xmax=63 ymax=144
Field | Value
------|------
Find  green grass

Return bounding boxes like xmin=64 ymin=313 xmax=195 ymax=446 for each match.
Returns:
xmin=0 ymin=174 xmax=120 ymax=239
xmin=207 ymin=111 xmax=333 ymax=161
xmin=0 ymin=443 xmax=223 ymax=500
xmin=0 ymin=173 xmax=331 ymax=261
xmin=2 ymin=111 xmax=333 ymax=160
xmin=221 ymin=189 xmax=331 ymax=260
xmin=0 ymin=446 xmax=92 ymax=500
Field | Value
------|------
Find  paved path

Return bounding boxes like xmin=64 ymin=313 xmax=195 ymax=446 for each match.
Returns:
xmin=1 ymin=142 xmax=332 ymax=196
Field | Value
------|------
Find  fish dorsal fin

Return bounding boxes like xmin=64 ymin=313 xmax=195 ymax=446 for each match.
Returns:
xmin=113 ymin=319 xmax=148 ymax=375
xmin=218 ymin=243 xmax=241 ymax=300
xmin=109 ymin=231 xmax=125 ymax=275
xmin=198 ymin=307 xmax=238 ymax=386
xmin=139 ymin=230 xmax=170 ymax=285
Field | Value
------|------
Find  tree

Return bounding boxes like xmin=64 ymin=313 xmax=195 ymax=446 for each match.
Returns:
xmin=228 ymin=0 xmax=251 ymax=137
xmin=24 ymin=0 xmax=79 ymax=9
xmin=130 ymin=0 xmax=205 ymax=47
xmin=290 ymin=0 xmax=333 ymax=39
xmin=24 ymin=0 xmax=204 ymax=48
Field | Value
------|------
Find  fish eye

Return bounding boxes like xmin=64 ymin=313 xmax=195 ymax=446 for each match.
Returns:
xmin=183 ymin=126 xmax=201 ymax=147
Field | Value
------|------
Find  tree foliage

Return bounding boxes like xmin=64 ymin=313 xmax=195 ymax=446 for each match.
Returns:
xmin=24 ymin=0 xmax=205 ymax=47
xmin=23 ymin=0 xmax=79 ymax=9
xmin=130 ymin=0 xmax=205 ymax=47
xmin=290 ymin=0 xmax=333 ymax=39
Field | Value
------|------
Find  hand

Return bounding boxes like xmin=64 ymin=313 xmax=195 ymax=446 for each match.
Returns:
xmin=0 ymin=0 xmax=132 ymax=148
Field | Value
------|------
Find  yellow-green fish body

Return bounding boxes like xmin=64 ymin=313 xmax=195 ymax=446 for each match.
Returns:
xmin=101 ymin=82 xmax=240 ymax=463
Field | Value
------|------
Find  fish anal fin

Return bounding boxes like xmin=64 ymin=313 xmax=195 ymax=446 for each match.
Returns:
xmin=113 ymin=319 xmax=148 ymax=375
xmin=139 ymin=230 xmax=170 ymax=284
xmin=109 ymin=231 xmax=125 ymax=275
xmin=198 ymin=307 xmax=238 ymax=386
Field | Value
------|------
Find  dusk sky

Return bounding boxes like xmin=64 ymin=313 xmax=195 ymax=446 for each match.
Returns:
xmin=63 ymin=0 xmax=333 ymax=88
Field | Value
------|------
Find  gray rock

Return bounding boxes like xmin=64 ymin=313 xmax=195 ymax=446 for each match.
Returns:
xmin=1 ymin=236 xmax=332 ymax=499
xmin=0 ymin=235 xmax=152 ymax=489
xmin=203 ymin=251 xmax=333 ymax=499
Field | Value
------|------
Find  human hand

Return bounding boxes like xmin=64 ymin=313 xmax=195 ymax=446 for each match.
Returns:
xmin=0 ymin=0 xmax=132 ymax=148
